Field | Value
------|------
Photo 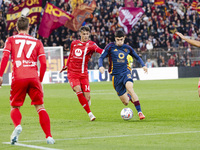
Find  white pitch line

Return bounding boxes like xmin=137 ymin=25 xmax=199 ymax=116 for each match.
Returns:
xmin=2 ymin=142 xmax=62 ymax=150
xmin=13 ymin=130 xmax=200 ymax=143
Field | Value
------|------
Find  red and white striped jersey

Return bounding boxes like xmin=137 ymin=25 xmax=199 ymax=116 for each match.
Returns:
xmin=66 ymin=40 xmax=103 ymax=76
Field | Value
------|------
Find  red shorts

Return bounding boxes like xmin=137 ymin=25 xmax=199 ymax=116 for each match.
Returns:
xmin=10 ymin=78 xmax=44 ymax=106
xmin=68 ymin=74 xmax=90 ymax=92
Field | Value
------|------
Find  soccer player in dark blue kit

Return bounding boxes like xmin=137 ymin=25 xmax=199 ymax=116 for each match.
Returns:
xmin=98 ymin=29 xmax=148 ymax=120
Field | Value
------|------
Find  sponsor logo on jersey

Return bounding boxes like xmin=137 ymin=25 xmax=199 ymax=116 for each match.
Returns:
xmin=22 ymin=60 xmax=37 ymax=67
xmin=127 ymin=74 xmax=131 ymax=78
xmin=124 ymin=48 xmax=128 ymax=52
xmin=75 ymin=48 xmax=82 ymax=56
xmin=15 ymin=60 xmax=22 ymax=68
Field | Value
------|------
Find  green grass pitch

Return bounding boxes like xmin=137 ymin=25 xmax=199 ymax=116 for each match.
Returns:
xmin=1 ymin=78 xmax=200 ymax=150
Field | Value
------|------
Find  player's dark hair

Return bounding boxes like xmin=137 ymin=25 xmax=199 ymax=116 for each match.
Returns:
xmin=17 ymin=17 xmax=29 ymax=31
xmin=115 ymin=29 xmax=125 ymax=37
xmin=80 ymin=26 xmax=90 ymax=32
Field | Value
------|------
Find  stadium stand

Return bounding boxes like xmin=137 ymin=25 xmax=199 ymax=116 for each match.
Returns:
xmin=1 ymin=0 xmax=200 ymax=68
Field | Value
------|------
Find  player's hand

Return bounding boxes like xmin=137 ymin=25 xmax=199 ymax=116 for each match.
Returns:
xmin=60 ymin=66 xmax=68 ymax=73
xmin=99 ymin=67 xmax=105 ymax=74
xmin=175 ymin=32 xmax=186 ymax=40
xmin=0 ymin=77 xmax=3 ymax=88
xmin=142 ymin=66 xmax=148 ymax=73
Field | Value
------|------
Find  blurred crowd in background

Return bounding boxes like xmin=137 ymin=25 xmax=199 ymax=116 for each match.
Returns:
xmin=1 ymin=0 xmax=200 ymax=69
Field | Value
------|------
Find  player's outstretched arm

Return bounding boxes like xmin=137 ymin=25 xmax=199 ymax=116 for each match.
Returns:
xmin=99 ymin=67 xmax=105 ymax=74
xmin=60 ymin=65 xmax=68 ymax=73
xmin=142 ymin=66 xmax=148 ymax=73
xmin=175 ymin=32 xmax=200 ymax=47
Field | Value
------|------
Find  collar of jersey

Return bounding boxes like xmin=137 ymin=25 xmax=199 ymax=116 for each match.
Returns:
xmin=18 ymin=33 xmax=29 ymax=36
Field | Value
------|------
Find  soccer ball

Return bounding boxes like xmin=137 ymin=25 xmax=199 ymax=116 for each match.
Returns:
xmin=120 ymin=108 xmax=133 ymax=120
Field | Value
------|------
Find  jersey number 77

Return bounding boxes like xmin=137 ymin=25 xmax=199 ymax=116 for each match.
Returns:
xmin=15 ymin=39 xmax=36 ymax=58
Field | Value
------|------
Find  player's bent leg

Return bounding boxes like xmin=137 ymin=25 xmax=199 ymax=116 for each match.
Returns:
xmin=74 ymin=86 xmax=95 ymax=121
xmin=119 ymin=93 xmax=130 ymax=106
xmin=83 ymin=92 xmax=91 ymax=106
xmin=125 ymin=81 xmax=145 ymax=120
xmin=125 ymin=81 xmax=139 ymax=102
xmin=35 ymin=104 xmax=55 ymax=144
xmin=10 ymin=106 xmax=22 ymax=145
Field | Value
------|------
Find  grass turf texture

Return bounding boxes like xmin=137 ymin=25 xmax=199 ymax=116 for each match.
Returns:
xmin=0 ymin=78 xmax=200 ymax=150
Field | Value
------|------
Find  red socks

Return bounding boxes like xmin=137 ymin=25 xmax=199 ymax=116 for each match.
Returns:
xmin=76 ymin=91 xmax=91 ymax=113
xmin=37 ymin=108 xmax=52 ymax=138
xmin=10 ymin=108 xmax=22 ymax=127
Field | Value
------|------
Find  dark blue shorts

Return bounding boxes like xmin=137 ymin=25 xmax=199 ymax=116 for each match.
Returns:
xmin=112 ymin=70 xmax=133 ymax=96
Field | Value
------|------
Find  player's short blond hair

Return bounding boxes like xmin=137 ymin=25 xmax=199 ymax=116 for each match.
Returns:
xmin=17 ymin=17 xmax=29 ymax=31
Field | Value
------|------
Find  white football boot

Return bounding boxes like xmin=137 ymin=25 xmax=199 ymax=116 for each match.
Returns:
xmin=10 ymin=125 xmax=22 ymax=145
xmin=88 ymin=112 xmax=96 ymax=121
xmin=46 ymin=136 xmax=55 ymax=144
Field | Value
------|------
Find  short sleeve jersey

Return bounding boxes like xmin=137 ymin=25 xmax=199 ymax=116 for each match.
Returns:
xmin=3 ymin=33 xmax=45 ymax=80
xmin=67 ymin=40 xmax=103 ymax=76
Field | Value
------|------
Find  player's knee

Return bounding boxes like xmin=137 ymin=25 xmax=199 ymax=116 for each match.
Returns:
xmin=86 ymin=95 xmax=90 ymax=101
xmin=126 ymin=88 xmax=134 ymax=94
xmin=123 ymin=101 xmax=129 ymax=106
xmin=73 ymin=86 xmax=82 ymax=93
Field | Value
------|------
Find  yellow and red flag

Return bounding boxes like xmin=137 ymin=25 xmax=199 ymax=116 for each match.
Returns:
xmin=38 ymin=3 xmax=73 ymax=38
xmin=191 ymin=0 xmax=198 ymax=10
xmin=154 ymin=0 xmax=165 ymax=6
xmin=6 ymin=0 xmax=42 ymax=31
xmin=71 ymin=0 xmax=84 ymax=11
xmin=64 ymin=0 xmax=96 ymax=31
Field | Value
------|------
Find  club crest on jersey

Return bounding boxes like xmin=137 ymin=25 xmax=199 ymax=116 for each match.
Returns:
xmin=124 ymin=48 xmax=128 ymax=52
xmin=15 ymin=60 xmax=22 ymax=68
xmin=118 ymin=53 xmax=125 ymax=59
xmin=77 ymin=43 xmax=82 ymax=46
xmin=75 ymin=49 xmax=82 ymax=56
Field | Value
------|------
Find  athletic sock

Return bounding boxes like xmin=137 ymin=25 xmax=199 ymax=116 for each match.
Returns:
xmin=10 ymin=108 xmax=22 ymax=127
xmin=133 ymin=101 xmax=142 ymax=113
xmin=37 ymin=108 xmax=52 ymax=138
xmin=76 ymin=91 xmax=91 ymax=114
